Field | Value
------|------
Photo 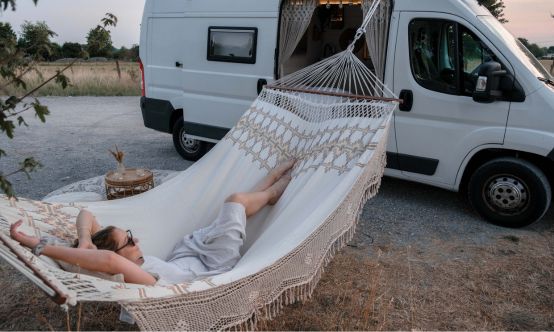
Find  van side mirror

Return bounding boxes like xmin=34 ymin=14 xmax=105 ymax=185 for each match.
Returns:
xmin=473 ymin=61 xmax=506 ymax=103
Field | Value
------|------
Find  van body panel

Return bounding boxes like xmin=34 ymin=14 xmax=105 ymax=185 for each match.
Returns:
xmin=150 ymin=0 xmax=280 ymax=14
xmin=141 ymin=0 xmax=279 ymax=131
xmin=391 ymin=11 xmax=511 ymax=188
xmin=505 ymin=86 xmax=554 ymax=156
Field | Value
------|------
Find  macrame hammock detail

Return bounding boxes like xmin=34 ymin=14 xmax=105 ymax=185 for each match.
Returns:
xmin=0 ymin=1 xmax=399 ymax=330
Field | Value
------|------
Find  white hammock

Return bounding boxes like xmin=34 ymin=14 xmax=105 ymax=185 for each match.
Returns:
xmin=0 ymin=3 xmax=399 ymax=330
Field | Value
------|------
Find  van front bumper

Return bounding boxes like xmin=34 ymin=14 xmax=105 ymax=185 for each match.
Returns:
xmin=140 ymin=97 xmax=175 ymax=134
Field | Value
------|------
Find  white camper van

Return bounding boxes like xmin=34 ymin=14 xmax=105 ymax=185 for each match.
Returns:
xmin=139 ymin=0 xmax=554 ymax=228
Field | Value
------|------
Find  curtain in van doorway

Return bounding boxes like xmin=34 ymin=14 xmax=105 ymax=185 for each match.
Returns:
xmin=362 ymin=0 xmax=391 ymax=83
xmin=279 ymin=0 xmax=317 ymax=74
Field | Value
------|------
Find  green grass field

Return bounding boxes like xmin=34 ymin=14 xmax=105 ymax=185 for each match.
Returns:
xmin=1 ymin=61 xmax=141 ymax=97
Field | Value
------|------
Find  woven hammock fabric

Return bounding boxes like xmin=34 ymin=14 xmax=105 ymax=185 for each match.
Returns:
xmin=0 ymin=2 xmax=397 ymax=328
xmin=0 ymin=89 xmax=394 ymax=330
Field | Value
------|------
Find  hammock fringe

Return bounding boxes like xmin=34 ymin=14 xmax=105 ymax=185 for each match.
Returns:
xmin=125 ymin=126 xmax=389 ymax=331
xmin=228 ymin=131 xmax=388 ymax=331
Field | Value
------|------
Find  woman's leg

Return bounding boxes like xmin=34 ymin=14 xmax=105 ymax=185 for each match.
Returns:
xmin=252 ymin=160 xmax=295 ymax=192
xmin=226 ymin=175 xmax=291 ymax=217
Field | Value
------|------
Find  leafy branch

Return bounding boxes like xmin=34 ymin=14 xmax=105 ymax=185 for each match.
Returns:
xmin=0 ymin=3 xmax=117 ymax=198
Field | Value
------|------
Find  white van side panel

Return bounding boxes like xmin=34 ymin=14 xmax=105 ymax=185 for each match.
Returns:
xmin=176 ymin=15 xmax=278 ymax=128
xmin=142 ymin=0 xmax=280 ymax=131
xmin=505 ymin=87 xmax=554 ymax=157
xmin=150 ymin=0 xmax=280 ymax=14
xmin=391 ymin=11 xmax=512 ymax=188
xmin=147 ymin=18 xmax=186 ymax=99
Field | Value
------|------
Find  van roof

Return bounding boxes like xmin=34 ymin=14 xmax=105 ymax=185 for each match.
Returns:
xmin=393 ymin=0 xmax=492 ymax=17
xmin=143 ymin=0 xmax=492 ymax=18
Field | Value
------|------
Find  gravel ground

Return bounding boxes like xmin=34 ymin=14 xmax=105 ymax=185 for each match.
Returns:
xmin=0 ymin=97 xmax=552 ymax=330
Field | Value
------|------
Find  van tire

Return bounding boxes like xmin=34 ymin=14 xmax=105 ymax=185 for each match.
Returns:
xmin=172 ymin=117 xmax=208 ymax=161
xmin=468 ymin=157 xmax=551 ymax=228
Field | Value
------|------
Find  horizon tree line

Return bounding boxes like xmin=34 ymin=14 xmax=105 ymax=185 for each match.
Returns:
xmin=0 ymin=20 xmax=138 ymax=62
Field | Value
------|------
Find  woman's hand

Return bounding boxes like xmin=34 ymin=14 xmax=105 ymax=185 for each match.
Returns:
xmin=9 ymin=220 xmax=40 ymax=249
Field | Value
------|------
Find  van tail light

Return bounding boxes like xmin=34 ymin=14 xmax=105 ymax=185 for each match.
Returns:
xmin=138 ymin=58 xmax=146 ymax=97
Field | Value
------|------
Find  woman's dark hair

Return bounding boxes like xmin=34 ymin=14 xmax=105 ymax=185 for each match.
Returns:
xmin=73 ymin=226 xmax=118 ymax=251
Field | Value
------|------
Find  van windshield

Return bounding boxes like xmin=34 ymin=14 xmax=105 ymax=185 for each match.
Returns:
xmin=479 ymin=16 xmax=552 ymax=81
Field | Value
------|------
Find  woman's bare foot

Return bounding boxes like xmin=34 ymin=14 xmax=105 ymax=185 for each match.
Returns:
xmin=268 ymin=175 xmax=292 ymax=205
xmin=253 ymin=160 xmax=296 ymax=192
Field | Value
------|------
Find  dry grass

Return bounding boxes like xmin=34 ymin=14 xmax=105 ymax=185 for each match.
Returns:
xmin=261 ymin=234 xmax=554 ymax=331
xmin=0 ymin=62 xmax=141 ymax=97
xmin=540 ymin=59 xmax=554 ymax=75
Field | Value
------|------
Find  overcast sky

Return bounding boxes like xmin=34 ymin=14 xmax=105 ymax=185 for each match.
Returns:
xmin=0 ymin=0 xmax=145 ymax=48
xmin=0 ymin=0 xmax=552 ymax=48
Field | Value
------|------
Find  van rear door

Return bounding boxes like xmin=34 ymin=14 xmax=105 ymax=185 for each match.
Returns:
xmin=167 ymin=1 xmax=279 ymax=141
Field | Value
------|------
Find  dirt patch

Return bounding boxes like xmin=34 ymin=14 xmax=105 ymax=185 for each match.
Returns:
xmin=262 ymin=231 xmax=554 ymax=331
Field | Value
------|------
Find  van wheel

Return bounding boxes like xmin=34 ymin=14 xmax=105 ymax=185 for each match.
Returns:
xmin=468 ymin=157 xmax=551 ymax=228
xmin=172 ymin=117 xmax=208 ymax=161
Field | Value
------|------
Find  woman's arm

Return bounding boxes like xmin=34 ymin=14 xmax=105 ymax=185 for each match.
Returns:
xmin=41 ymin=245 xmax=157 ymax=285
xmin=76 ymin=209 xmax=102 ymax=249
xmin=10 ymin=220 xmax=156 ymax=285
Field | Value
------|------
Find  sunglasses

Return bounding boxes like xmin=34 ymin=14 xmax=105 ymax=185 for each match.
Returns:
xmin=115 ymin=230 xmax=136 ymax=252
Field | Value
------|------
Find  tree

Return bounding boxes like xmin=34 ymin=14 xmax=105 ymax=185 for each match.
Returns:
xmin=0 ymin=5 xmax=118 ymax=197
xmin=49 ymin=41 xmax=62 ymax=61
xmin=86 ymin=13 xmax=118 ymax=58
xmin=477 ymin=0 xmax=507 ymax=23
xmin=61 ymin=42 xmax=83 ymax=59
xmin=113 ymin=44 xmax=139 ymax=61
xmin=0 ymin=22 xmax=16 ymax=44
xmin=0 ymin=1 xmax=72 ymax=197
xmin=129 ymin=44 xmax=139 ymax=61
xmin=86 ymin=26 xmax=112 ymax=57
xmin=0 ymin=0 xmax=37 ymax=11
xmin=18 ymin=20 xmax=57 ymax=60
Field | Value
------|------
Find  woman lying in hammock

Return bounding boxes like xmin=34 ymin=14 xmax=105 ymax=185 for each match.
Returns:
xmin=9 ymin=161 xmax=295 ymax=286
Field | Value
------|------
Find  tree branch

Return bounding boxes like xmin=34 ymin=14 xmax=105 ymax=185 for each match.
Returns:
xmin=16 ymin=58 xmax=76 ymax=102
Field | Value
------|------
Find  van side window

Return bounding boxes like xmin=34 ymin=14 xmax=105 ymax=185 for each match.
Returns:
xmin=461 ymin=28 xmax=498 ymax=96
xmin=409 ymin=20 xmax=458 ymax=94
xmin=207 ymin=27 xmax=258 ymax=64
xmin=409 ymin=19 xmax=503 ymax=96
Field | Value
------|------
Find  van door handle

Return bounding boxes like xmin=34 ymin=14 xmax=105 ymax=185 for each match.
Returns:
xmin=257 ymin=79 xmax=267 ymax=95
xmin=399 ymin=90 xmax=413 ymax=112
xmin=175 ymin=61 xmax=183 ymax=68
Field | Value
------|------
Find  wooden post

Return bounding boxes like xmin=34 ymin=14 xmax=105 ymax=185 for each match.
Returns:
xmin=115 ymin=60 xmax=122 ymax=80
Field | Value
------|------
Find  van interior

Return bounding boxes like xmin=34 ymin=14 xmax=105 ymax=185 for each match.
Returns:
xmin=280 ymin=1 xmax=372 ymax=77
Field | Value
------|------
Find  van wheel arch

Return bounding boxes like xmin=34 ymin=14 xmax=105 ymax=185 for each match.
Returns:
xmin=460 ymin=149 xmax=554 ymax=194
xmin=460 ymin=149 xmax=553 ymax=227
xmin=169 ymin=109 xmax=184 ymax=133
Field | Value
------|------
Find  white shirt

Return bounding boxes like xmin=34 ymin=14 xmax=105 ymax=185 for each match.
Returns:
xmin=141 ymin=202 xmax=246 ymax=285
